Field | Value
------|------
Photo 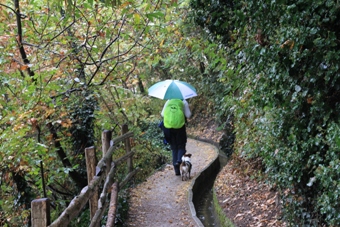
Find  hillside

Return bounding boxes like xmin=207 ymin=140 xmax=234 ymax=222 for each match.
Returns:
xmin=186 ymin=117 xmax=286 ymax=226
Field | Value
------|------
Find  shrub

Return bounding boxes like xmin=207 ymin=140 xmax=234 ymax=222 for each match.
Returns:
xmin=190 ymin=0 xmax=340 ymax=224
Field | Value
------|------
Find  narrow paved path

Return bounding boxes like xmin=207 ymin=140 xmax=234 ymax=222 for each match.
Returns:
xmin=126 ymin=138 xmax=219 ymax=227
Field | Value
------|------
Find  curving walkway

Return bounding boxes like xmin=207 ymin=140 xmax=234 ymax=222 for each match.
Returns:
xmin=126 ymin=138 xmax=219 ymax=227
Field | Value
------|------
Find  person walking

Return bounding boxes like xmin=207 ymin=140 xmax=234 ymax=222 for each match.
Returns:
xmin=161 ymin=99 xmax=191 ymax=176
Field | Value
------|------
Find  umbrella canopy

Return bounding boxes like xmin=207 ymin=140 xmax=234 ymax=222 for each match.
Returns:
xmin=148 ymin=80 xmax=197 ymax=100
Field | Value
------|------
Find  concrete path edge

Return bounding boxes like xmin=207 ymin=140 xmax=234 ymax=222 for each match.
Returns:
xmin=187 ymin=140 xmax=221 ymax=227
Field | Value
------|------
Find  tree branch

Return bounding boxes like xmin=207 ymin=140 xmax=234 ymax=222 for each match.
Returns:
xmin=14 ymin=0 xmax=35 ymax=80
xmin=46 ymin=122 xmax=87 ymax=189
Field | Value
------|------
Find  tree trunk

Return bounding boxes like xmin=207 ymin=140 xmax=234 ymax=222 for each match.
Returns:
xmin=47 ymin=122 xmax=87 ymax=189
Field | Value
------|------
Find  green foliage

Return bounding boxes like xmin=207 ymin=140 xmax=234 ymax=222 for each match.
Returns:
xmin=189 ymin=0 xmax=235 ymax=44
xmin=0 ymin=0 xmax=178 ymax=225
xmin=113 ymin=189 xmax=130 ymax=226
xmin=132 ymin=119 xmax=171 ymax=182
xmin=190 ymin=0 xmax=340 ymax=225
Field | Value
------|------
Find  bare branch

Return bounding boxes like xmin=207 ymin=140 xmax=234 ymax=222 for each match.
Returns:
xmin=100 ymin=15 xmax=127 ymax=62
xmin=49 ymin=88 xmax=82 ymax=99
xmin=0 ymin=3 xmax=26 ymax=18
xmin=14 ymin=0 xmax=35 ymax=80
xmin=86 ymin=15 xmax=128 ymax=86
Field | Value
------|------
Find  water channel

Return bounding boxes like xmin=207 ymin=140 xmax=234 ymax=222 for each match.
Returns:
xmin=195 ymin=153 xmax=230 ymax=227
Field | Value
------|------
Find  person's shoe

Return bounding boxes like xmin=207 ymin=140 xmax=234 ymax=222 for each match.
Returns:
xmin=174 ymin=165 xmax=180 ymax=176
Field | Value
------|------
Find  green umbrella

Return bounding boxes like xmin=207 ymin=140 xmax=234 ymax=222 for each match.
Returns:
xmin=148 ymin=80 xmax=197 ymax=100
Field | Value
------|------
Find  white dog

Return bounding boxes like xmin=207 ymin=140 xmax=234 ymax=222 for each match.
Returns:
xmin=180 ymin=154 xmax=192 ymax=181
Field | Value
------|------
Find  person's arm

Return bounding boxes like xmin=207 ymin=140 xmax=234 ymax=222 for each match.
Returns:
xmin=183 ymin=99 xmax=191 ymax=118
xmin=161 ymin=100 xmax=169 ymax=117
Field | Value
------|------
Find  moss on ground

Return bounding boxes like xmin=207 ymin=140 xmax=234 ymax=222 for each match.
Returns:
xmin=212 ymin=188 xmax=235 ymax=227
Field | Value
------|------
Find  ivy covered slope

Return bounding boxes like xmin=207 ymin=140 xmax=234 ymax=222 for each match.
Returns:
xmin=190 ymin=0 xmax=340 ymax=225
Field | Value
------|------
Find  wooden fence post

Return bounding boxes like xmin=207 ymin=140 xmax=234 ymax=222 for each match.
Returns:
xmin=37 ymin=127 xmax=135 ymax=226
xmin=102 ymin=130 xmax=112 ymax=176
xmin=122 ymin=124 xmax=133 ymax=173
xmin=31 ymin=198 xmax=50 ymax=227
xmin=85 ymin=146 xmax=98 ymax=220
xmin=106 ymin=182 xmax=118 ymax=227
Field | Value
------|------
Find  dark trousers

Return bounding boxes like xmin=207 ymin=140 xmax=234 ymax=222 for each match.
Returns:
xmin=168 ymin=125 xmax=187 ymax=174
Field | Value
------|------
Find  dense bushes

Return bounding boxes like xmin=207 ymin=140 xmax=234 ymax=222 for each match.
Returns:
xmin=190 ymin=0 xmax=340 ymax=225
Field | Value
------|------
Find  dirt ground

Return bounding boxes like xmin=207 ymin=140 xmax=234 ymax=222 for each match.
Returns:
xmin=126 ymin=139 xmax=218 ymax=227
xmin=188 ymin=121 xmax=286 ymax=227
xmin=214 ymin=158 xmax=286 ymax=227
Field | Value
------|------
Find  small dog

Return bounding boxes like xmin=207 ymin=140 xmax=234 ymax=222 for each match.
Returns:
xmin=180 ymin=153 xmax=192 ymax=181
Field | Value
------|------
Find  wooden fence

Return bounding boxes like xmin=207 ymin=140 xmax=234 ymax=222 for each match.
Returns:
xmin=31 ymin=125 xmax=138 ymax=227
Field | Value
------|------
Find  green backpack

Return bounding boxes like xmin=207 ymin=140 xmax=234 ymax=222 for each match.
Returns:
xmin=163 ymin=99 xmax=185 ymax=129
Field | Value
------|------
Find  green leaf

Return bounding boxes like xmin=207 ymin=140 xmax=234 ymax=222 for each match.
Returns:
xmin=134 ymin=13 xmax=141 ymax=25
xmin=146 ymin=12 xmax=164 ymax=21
